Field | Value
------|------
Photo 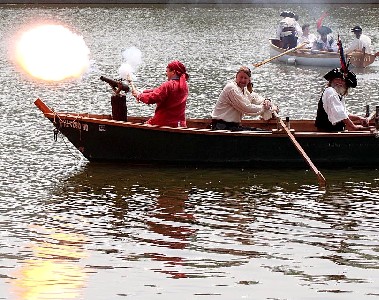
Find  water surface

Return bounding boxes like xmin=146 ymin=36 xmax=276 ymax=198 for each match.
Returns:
xmin=1 ymin=4 xmax=379 ymax=300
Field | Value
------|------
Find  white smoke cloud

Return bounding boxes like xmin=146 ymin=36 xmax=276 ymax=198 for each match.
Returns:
xmin=118 ymin=46 xmax=143 ymax=80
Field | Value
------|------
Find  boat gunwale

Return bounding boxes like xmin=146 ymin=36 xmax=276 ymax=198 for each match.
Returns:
xmin=35 ymin=98 xmax=376 ymax=138
xmin=42 ymin=111 xmax=376 ymax=138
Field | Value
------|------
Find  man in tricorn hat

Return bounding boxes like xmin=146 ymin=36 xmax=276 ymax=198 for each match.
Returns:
xmin=315 ymin=68 xmax=369 ymax=131
xmin=346 ymin=25 xmax=372 ymax=54
xmin=312 ymin=25 xmax=337 ymax=52
xmin=276 ymin=11 xmax=302 ymax=49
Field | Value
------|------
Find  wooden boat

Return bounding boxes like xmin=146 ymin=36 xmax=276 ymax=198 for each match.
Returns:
xmin=269 ymin=39 xmax=341 ymax=67
xmin=270 ymin=39 xmax=378 ymax=68
xmin=347 ymin=50 xmax=378 ymax=68
xmin=34 ymin=98 xmax=379 ymax=168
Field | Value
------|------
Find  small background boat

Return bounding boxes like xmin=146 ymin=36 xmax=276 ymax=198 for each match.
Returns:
xmin=269 ymin=39 xmax=340 ymax=67
xmin=270 ymin=39 xmax=377 ymax=68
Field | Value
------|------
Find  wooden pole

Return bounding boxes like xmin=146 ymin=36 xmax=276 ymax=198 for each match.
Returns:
xmin=273 ymin=111 xmax=326 ymax=187
xmin=253 ymin=42 xmax=308 ymax=68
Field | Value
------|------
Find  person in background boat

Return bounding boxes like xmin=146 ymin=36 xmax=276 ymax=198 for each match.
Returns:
xmin=276 ymin=11 xmax=302 ymax=49
xmin=315 ymin=68 xmax=369 ymax=131
xmin=312 ymin=25 xmax=338 ymax=52
xmin=130 ymin=60 xmax=189 ymax=127
xmin=345 ymin=26 xmax=372 ymax=54
xmin=297 ymin=24 xmax=316 ymax=48
xmin=211 ymin=66 xmax=278 ymax=131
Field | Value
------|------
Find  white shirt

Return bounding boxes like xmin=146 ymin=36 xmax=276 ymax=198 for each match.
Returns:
xmin=322 ymin=87 xmax=349 ymax=125
xmin=312 ymin=35 xmax=338 ymax=52
xmin=346 ymin=34 xmax=372 ymax=54
xmin=212 ymin=80 xmax=266 ymax=123
xmin=276 ymin=17 xmax=302 ymax=39
xmin=298 ymin=33 xmax=316 ymax=47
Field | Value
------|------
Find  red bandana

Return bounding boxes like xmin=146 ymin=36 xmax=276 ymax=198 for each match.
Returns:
xmin=167 ymin=60 xmax=189 ymax=87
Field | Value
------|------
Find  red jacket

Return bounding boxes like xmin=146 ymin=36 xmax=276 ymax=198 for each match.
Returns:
xmin=139 ymin=79 xmax=188 ymax=127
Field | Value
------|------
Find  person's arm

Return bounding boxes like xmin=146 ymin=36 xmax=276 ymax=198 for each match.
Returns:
xmin=348 ymin=114 xmax=369 ymax=127
xmin=227 ymin=88 xmax=265 ymax=116
xmin=248 ymin=91 xmax=265 ymax=105
xmin=343 ymin=116 xmax=369 ymax=131
xmin=133 ymin=82 xmax=169 ymax=104
xmin=322 ymin=88 xmax=349 ymax=124
xmin=361 ymin=35 xmax=372 ymax=53
xmin=248 ymin=91 xmax=279 ymax=112
xmin=276 ymin=25 xmax=282 ymax=39
xmin=295 ymin=22 xmax=303 ymax=37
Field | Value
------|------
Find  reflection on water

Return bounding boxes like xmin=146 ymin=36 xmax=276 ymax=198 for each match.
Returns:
xmin=11 ymin=226 xmax=87 ymax=300
xmin=2 ymin=162 xmax=379 ymax=298
xmin=14 ymin=163 xmax=374 ymax=298
xmin=144 ymin=189 xmax=196 ymax=279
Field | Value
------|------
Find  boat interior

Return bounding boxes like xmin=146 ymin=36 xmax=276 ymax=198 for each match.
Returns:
xmin=57 ymin=112 xmax=378 ymax=134
xmin=35 ymin=99 xmax=377 ymax=135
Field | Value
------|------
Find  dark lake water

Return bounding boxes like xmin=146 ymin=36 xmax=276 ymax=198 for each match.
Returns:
xmin=1 ymin=3 xmax=379 ymax=299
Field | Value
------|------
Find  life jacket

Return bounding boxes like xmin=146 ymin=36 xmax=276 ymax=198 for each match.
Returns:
xmin=315 ymin=91 xmax=345 ymax=132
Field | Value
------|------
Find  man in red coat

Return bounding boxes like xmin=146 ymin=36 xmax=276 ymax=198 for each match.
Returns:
xmin=132 ymin=60 xmax=189 ymax=127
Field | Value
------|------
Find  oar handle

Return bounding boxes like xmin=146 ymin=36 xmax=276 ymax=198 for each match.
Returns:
xmin=368 ymin=111 xmax=377 ymax=121
xmin=253 ymin=41 xmax=308 ymax=68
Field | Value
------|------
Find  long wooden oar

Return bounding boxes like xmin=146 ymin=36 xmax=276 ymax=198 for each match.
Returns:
xmin=273 ymin=111 xmax=326 ymax=186
xmin=253 ymin=42 xmax=308 ymax=68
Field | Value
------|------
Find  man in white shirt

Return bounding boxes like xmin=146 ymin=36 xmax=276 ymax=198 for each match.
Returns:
xmin=315 ymin=68 xmax=369 ymax=131
xmin=297 ymin=24 xmax=316 ymax=48
xmin=211 ymin=66 xmax=277 ymax=131
xmin=346 ymin=25 xmax=372 ymax=54
xmin=312 ymin=26 xmax=338 ymax=52
xmin=276 ymin=11 xmax=302 ymax=49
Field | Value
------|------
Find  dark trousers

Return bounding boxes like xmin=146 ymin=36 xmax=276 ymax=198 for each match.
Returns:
xmin=281 ymin=33 xmax=297 ymax=49
xmin=211 ymin=119 xmax=262 ymax=132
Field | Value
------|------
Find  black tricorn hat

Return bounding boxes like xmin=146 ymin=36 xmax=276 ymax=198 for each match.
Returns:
xmin=324 ymin=68 xmax=357 ymax=88
xmin=351 ymin=25 xmax=362 ymax=32
xmin=317 ymin=25 xmax=332 ymax=35
xmin=280 ymin=11 xmax=295 ymax=18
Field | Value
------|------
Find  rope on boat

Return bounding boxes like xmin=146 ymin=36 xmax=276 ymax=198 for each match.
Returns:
xmin=58 ymin=132 xmax=83 ymax=161
xmin=51 ymin=109 xmax=83 ymax=161
xmin=51 ymin=108 xmax=81 ymax=127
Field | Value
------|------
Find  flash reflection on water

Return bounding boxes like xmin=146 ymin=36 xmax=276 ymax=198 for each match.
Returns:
xmin=6 ymin=165 xmax=377 ymax=299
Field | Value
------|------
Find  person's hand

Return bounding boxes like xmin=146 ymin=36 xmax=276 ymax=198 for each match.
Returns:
xmin=132 ymin=89 xmax=140 ymax=99
xmin=263 ymin=99 xmax=279 ymax=113
xmin=271 ymin=104 xmax=279 ymax=113
xmin=263 ymin=99 xmax=272 ymax=110
xmin=360 ymin=117 xmax=369 ymax=127
xmin=355 ymin=124 xmax=368 ymax=130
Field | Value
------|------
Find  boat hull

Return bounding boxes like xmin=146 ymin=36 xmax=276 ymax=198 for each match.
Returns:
xmin=35 ymin=99 xmax=379 ymax=168
xmin=347 ymin=51 xmax=377 ymax=68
